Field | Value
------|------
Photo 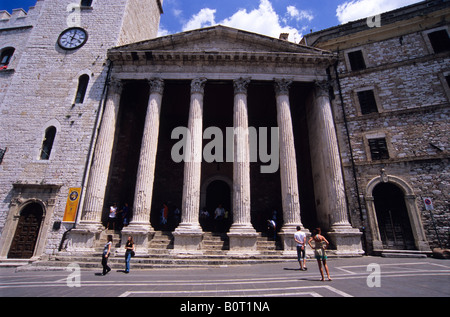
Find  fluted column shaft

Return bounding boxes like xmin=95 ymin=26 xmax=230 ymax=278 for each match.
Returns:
xmin=81 ymin=79 xmax=122 ymax=227
xmin=314 ymin=84 xmax=352 ymax=230
xmin=130 ymin=78 xmax=164 ymax=228
xmin=179 ymin=78 xmax=207 ymax=231
xmin=230 ymin=78 xmax=255 ymax=232
xmin=274 ymin=79 xmax=303 ymax=231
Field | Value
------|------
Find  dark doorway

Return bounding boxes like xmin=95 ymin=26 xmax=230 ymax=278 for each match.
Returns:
xmin=8 ymin=203 xmax=43 ymax=259
xmin=247 ymin=81 xmax=283 ymax=232
xmin=373 ymin=183 xmax=416 ymax=250
xmin=205 ymin=180 xmax=231 ymax=232
xmin=103 ymin=80 xmax=149 ymax=225
xmin=151 ymin=80 xmax=190 ymax=229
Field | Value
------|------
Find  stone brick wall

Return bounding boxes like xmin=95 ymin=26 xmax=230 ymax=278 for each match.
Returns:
xmin=0 ymin=0 xmax=161 ymax=257
xmin=331 ymin=24 xmax=450 ymax=250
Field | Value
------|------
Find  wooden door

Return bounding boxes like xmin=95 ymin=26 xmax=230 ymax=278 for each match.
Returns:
xmin=373 ymin=183 xmax=416 ymax=250
xmin=8 ymin=203 xmax=43 ymax=259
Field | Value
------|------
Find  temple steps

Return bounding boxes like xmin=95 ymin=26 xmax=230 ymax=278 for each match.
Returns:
xmin=14 ymin=230 xmax=303 ymax=271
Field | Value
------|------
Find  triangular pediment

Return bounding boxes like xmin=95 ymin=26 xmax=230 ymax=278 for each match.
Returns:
xmin=110 ymin=25 xmax=330 ymax=55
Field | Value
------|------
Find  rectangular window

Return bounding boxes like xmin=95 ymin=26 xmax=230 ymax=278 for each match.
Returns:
xmin=357 ymin=90 xmax=378 ymax=114
xmin=348 ymin=50 xmax=366 ymax=71
xmin=81 ymin=0 xmax=93 ymax=7
xmin=427 ymin=30 xmax=450 ymax=53
xmin=368 ymin=138 xmax=389 ymax=161
xmin=445 ymin=75 xmax=450 ymax=88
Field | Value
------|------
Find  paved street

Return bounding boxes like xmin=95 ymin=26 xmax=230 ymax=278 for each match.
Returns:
xmin=1 ymin=256 xmax=449 ymax=310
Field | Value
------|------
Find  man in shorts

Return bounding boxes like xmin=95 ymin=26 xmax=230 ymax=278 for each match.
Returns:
xmin=294 ymin=226 xmax=307 ymax=271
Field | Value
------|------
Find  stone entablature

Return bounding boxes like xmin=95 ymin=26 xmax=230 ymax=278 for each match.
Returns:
xmin=108 ymin=26 xmax=337 ymax=82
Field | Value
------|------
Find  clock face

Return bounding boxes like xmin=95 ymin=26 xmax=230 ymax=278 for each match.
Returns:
xmin=57 ymin=27 xmax=88 ymax=50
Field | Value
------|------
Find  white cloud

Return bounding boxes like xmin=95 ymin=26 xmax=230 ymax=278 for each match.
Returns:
xmin=182 ymin=8 xmax=217 ymax=31
xmin=336 ymin=0 xmax=422 ymax=24
xmin=220 ymin=0 xmax=284 ymax=36
xmin=173 ymin=9 xmax=182 ymax=18
xmin=158 ymin=24 xmax=170 ymax=37
xmin=286 ymin=6 xmax=314 ymax=22
xmin=182 ymin=0 xmax=306 ymax=43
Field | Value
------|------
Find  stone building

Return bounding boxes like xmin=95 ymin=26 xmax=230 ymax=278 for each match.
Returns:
xmin=0 ymin=0 xmax=164 ymax=261
xmin=0 ymin=0 xmax=448 ymax=264
xmin=302 ymin=0 xmax=449 ymax=255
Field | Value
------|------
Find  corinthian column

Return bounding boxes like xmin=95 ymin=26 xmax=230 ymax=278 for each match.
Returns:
xmin=313 ymin=81 xmax=362 ymax=255
xmin=80 ymin=79 xmax=123 ymax=230
xmin=315 ymin=82 xmax=352 ymax=230
xmin=130 ymin=78 xmax=164 ymax=229
xmin=228 ymin=78 xmax=257 ymax=254
xmin=121 ymin=79 xmax=165 ymax=253
xmin=173 ymin=78 xmax=207 ymax=253
xmin=274 ymin=79 xmax=307 ymax=253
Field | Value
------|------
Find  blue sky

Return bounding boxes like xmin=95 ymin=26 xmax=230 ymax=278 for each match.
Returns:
xmin=2 ymin=0 xmax=423 ymax=42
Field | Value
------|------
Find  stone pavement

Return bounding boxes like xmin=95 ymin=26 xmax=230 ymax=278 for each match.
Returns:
xmin=1 ymin=256 xmax=449 ymax=310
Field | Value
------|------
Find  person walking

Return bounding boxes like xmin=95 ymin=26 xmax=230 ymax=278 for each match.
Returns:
xmin=308 ymin=228 xmax=332 ymax=281
xmin=294 ymin=226 xmax=307 ymax=271
xmin=102 ymin=235 xmax=112 ymax=275
xmin=124 ymin=236 xmax=135 ymax=273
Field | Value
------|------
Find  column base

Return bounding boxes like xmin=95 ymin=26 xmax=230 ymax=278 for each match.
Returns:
xmin=278 ymin=224 xmax=310 ymax=255
xmin=65 ymin=224 xmax=102 ymax=253
xmin=228 ymin=224 xmax=258 ymax=255
xmin=119 ymin=224 xmax=154 ymax=256
xmin=172 ymin=223 xmax=203 ymax=254
xmin=328 ymin=226 xmax=364 ymax=256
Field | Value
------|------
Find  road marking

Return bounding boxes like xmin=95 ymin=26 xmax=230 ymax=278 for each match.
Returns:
xmin=119 ymin=285 xmax=353 ymax=297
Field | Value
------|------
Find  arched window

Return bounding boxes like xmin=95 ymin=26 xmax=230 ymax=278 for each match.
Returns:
xmin=75 ymin=74 xmax=90 ymax=104
xmin=40 ymin=126 xmax=57 ymax=160
xmin=0 ymin=47 xmax=15 ymax=68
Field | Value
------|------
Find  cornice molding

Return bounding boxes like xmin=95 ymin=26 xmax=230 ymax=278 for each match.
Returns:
xmin=109 ymin=50 xmax=337 ymax=67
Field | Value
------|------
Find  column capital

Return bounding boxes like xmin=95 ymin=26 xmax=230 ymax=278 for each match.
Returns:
xmin=314 ymin=80 xmax=331 ymax=98
xmin=233 ymin=77 xmax=251 ymax=95
xmin=148 ymin=78 xmax=165 ymax=95
xmin=108 ymin=78 xmax=123 ymax=92
xmin=274 ymin=78 xmax=293 ymax=96
xmin=191 ymin=78 xmax=207 ymax=95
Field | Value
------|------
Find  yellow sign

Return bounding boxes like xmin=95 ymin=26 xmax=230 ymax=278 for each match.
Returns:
xmin=63 ymin=188 xmax=81 ymax=223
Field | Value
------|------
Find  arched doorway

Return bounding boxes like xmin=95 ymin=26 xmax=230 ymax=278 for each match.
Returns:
xmin=202 ymin=179 xmax=232 ymax=232
xmin=373 ymin=183 xmax=416 ymax=250
xmin=8 ymin=203 xmax=44 ymax=259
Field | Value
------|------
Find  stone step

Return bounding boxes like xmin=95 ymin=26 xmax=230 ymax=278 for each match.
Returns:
xmin=200 ymin=232 xmax=229 ymax=251
xmin=381 ymin=250 xmax=429 ymax=258
xmin=13 ymin=249 xmax=346 ymax=271
xmin=94 ymin=230 xmax=122 ymax=248
xmin=21 ymin=252 xmax=297 ymax=270
xmin=11 ymin=230 xmax=290 ymax=271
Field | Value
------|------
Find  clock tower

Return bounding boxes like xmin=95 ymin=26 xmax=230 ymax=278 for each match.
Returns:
xmin=0 ymin=0 xmax=163 ymax=259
